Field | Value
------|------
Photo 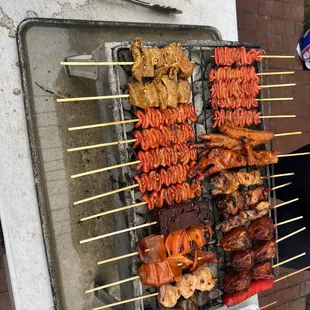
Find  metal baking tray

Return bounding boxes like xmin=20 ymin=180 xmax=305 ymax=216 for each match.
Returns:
xmin=16 ymin=18 xmax=223 ymax=310
xmin=102 ymin=40 xmax=279 ymax=309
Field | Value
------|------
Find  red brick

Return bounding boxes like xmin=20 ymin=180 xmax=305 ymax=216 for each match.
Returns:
xmin=238 ymin=30 xmax=258 ymax=43
xmin=259 ymin=293 xmax=278 ymax=309
xmin=245 ymin=13 xmax=270 ymax=34
xmin=271 ymin=18 xmax=295 ymax=37
xmin=276 ymin=284 xmax=300 ymax=304
xmin=258 ymin=0 xmax=284 ymax=19
xmin=0 ymin=269 xmax=8 ymax=294
xmin=268 ymin=57 xmax=294 ymax=70
xmin=236 ymin=0 xmax=259 ymax=13
xmin=282 ymin=37 xmax=300 ymax=53
xmin=237 ymin=11 xmax=246 ymax=30
xmin=287 ymin=297 xmax=306 ymax=310
xmin=269 ymin=304 xmax=288 ymax=310
xmin=300 ymin=281 xmax=310 ymax=296
xmin=283 ymin=3 xmax=304 ymax=22
xmin=295 ymin=22 xmax=304 ymax=37
xmin=292 ymin=55 xmax=304 ymax=69
xmin=294 ymin=70 xmax=308 ymax=84
xmin=293 ymin=85 xmax=306 ymax=101
xmin=256 ymin=34 xmax=282 ymax=52
xmin=0 ymin=292 xmax=11 ymax=310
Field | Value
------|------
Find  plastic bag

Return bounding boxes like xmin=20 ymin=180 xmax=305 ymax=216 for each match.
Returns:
xmin=297 ymin=29 xmax=310 ymax=69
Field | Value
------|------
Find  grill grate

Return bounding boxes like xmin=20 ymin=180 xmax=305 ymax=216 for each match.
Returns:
xmin=102 ymin=40 xmax=280 ymax=309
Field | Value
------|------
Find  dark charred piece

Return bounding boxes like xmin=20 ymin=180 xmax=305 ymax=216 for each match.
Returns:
xmin=151 ymin=201 xmax=211 ymax=235
xmin=229 ymin=249 xmax=254 ymax=271
xmin=224 ymin=270 xmax=251 ymax=294
xmin=251 ymin=261 xmax=274 ymax=280
xmin=219 ymin=227 xmax=252 ymax=251
xmin=254 ymin=239 xmax=277 ymax=263
xmin=248 ymin=217 xmax=274 ymax=240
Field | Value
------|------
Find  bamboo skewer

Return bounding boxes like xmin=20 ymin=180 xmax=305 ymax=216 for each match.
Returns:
xmin=272 ymin=198 xmax=299 ymax=209
xmin=73 ymin=184 xmax=139 ymax=206
xmin=90 ymin=250 xmax=304 ymax=299
xmin=92 ymin=264 xmax=310 ymax=310
xmin=61 ymin=61 xmax=134 ymax=66
xmin=274 ymin=131 xmax=302 ymax=137
xmin=57 ymin=94 xmax=129 ymax=103
xmin=96 ymin=216 xmax=303 ymax=266
xmin=67 ymin=139 xmax=137 ymax=152
xmin=71 ymin=160 xmax=140 ymax=179
xmin=79 ymin=175 xmax=294 ymax=223
xmin=275 ymin=216 xmax=303 ymax=227
xmin=92 ymin=293 xmax=159 ymax=310
xmin=69 ymin=119 xmax=140 ymax=131
xmin=259 ymin=55 xmax=295 ymax=59
xmin=86 ymin=276 xmax=140 ymax=294
xmin=259 ymin=83 xmax=296 ymax=89
xmin=79 ymin=221 xmax=157 ymax=244
xmin=68 ymin=128 xmax=299 ymax=152
xmin=276 ymin=227 xmax=306 ymax=243
xmin=261 ymin=172 xmax=294 ymax=179
xmin=272 ymin=252 xmax=306 ymax=268
xmin=257 ymin=71 xmax=294 ymax=76
xmin=260 ymin=301 xmax=277 ymax=310
xmin=58 ymin=95 xmax=293 ymax=104
xmin=69 ymin=116 xmax=297 ymax=131
xmin=278 ymin=152 xmax=310 ymax=158
xmin=80 ymin=202 xmax=147 ymax=222
xmin=275 ymin=265 xmax=310 ymax=283
xmin=270 ymin=182 xmax=292 ymax=191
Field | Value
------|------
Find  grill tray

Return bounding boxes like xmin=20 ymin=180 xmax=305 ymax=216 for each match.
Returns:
xmin=98 ymin=40 xmax=280 ymax=309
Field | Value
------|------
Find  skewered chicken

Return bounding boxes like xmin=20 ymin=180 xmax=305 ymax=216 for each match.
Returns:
xmin=131 ymin=37 xmax=194 ymax=81
xmin=254 ymin=239 xmax=277 ymax=263
xmin=219 ymin=227 xmax=252 ymax=251
xmin=239 ymin=201 xmax=271 ymax=221
xmin=134 ymin=103 xmax=197 ymax=129
xmin=252 ymin=261 xmax=274 ymax=280
xmin=219 ymin=123 xmax=275 ymax=146
xmin=217 ymin=191 xmax=246 ymax=218
xmin=158 ymin=284 xmax=181 ymax=308
xmin=211 ymin=170 xmax=263 ymax=196
xmin=245 ymin=144 xmax=279 ymax=166
xmin=193 ymin=134 xmax=243 ymax=151
xmin=217 ymin=201 xmax=270 ymax=232
xmin=194 ymin=148 xmax=247 ymax=180
xmin=224 ymin=270 xmax=251 ymax=294
xmin=157 ymin=267 xmax=216 ymax=308
xmin=217 ymin=187 xmax=268 ymax=218
xmin=176 ymin=274 xmax=197 ymax=299
xmin=229 ymin=249 xmax=254 ymax=271
xmin=216 ymin=215 xmax=250 ymax=233
xmin=136 ymin=144 xmax=197 ymax=173
xmin=248 ymin=217 xmax=274 ymax=240
xmin=193 ymin=267 xmax=216 ymax=291
xmin=214 ymin=47 xmax=262 ymax=66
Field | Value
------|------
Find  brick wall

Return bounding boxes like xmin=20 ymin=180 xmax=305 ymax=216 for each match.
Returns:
xmin=237 ymin=0 xmax=310 ymax=155
xmin=237 ymin=1 xmax=310 ymax=309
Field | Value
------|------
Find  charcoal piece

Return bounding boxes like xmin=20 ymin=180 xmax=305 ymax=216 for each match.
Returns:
xmin=151 ymin=201 xmax=211 ymax=235
xmin=196 ymin=288 xmax=223 ymax=306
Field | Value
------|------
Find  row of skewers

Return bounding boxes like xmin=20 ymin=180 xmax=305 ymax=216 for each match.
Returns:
xmin=58 ymin=40 xmax=309 ymax=309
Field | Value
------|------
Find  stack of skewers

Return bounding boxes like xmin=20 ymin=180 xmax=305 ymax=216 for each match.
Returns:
xmin=58 ymin=41 xmax=310 ymax=309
